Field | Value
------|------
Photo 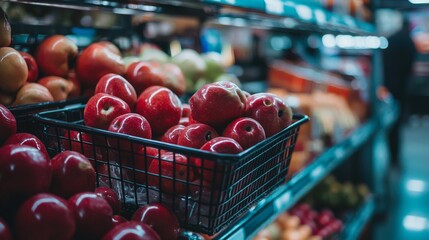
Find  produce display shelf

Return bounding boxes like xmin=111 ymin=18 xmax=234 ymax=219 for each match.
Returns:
xmin=3 ymin=0 xmax=375 ymax=35
xmin=213 ymin=119 xmax=377 ymax=240
xmin=339 ymin=196 xmax=376 ymax=240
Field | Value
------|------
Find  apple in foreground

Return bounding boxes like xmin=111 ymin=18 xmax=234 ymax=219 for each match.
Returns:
xmin=160 ymin=124 xmax=185 ymax=144
xmin=148 ymin=152 xmax=194 ymax=195
xmin=132 ymin=203 xmax=180 ymax=240
xmin=111 ymin=215 xmax=127 ymax=228
xmin=135 ymin=86 xmax=182 ymax=136
xmin=222 ymin=117 xmax=266 ymax=150
xmin=0 ymin=217 xmax=12 ymax=240
xmin=19 ymin=51 xmax=39 ymax=82
xmin=177 ymin=123 xmax=219 ymax=149
xmin=4 ymin=133 xmax=49 ymax=157
xmin=62 ymin=130 xmax=101 ymax=164
xmin=0 ymin=104 xmax=16 ymax=145
xmin=50 ymin=151 xmax=96 ymax=199
xmin=84 ymin=93 xmax=131 ymax=130
xmin=0 ymin=144 xmax=52 ymax=202
xmin=76 ymin=42 xmax=126 ymax=88
xmin=13 ymin=83 xmax=54 ymax=105
xmin=0 ymin=47 xmax=28 ymax=93
xmin=245 ymin=93 xmax=292 ymax=137
xmin=102 ymin=221 xmax=160 ymax=240
xmin=14 ymin=193 xmax=75 ymax=240
xmin=95 ymin=73 xmax=137 ymax=110
xmin=129 ymin=146 xmax=160 ymax=184
xmin=69 ymin=192 xmax=113 ymax=240
xmin=35 ymin=35 xmax=78 ymax=78
xmin=189 ymin=81 xmax=247 ymax=128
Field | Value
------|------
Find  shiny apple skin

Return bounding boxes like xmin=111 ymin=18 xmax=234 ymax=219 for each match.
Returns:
xmin=160 ymin=124 xmax=186 ymax=144
xmin=0 ymin=104 xmax=16 ymax=145
xmin=84 ymin=93 xmax=131 ymax=130
xmin=125 ymin=61 xmax=164 ymax=95
xmin=0 ymin=217 xmax=12 ymax=240
xmin=50 ymin=151 xmax=96 ymax=199
xmin=111 ymin=215 xmax=127 ymax=228
xmin=102 ymin=221 xmax=161 ymax=240
xmin=131 ymin=203 xmax=180 ymax=240
xmin=14 ymin=193 xmax=75 ymax=240
xmin=0 ymin=47 xmax=28 ymax=93
xmin=13 ymin=83 xmax=54 ymax=105
xmin=222 ymin=117 xmax=266 ymax=150
xmin=177 ymin=123 xmax=219 ymax=149
xmin=95 ymin=187 xmax=122 ymax=215
xmin=95 ymin=73 xmax=137 ymax=110
xmin=4 ymin=132 xmax=49 ymax=157
xmin=38 ymin=76 xmax=72 ymax=101
xmin=68 ymin=192 xmax=113 ymax=240
xmin=19 ymin=51 xmax=39 ymax=82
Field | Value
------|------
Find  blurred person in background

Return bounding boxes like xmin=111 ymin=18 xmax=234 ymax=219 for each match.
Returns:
xmin=382 ymin=15 xmax=417 ymax=168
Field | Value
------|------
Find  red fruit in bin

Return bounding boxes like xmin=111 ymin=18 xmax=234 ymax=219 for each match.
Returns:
xmin=160 ymin=124 xmax=186 ymax=144
xmin=123 ymin=146 xmax=160 ymax=184
xmin=111 ymin=215 xmax=127 ymax=228
xmin=148 ymin=152 xmax=194 ymax=195
xmin=14 ymin=193 xmax=75 ymax=240
xmin=0 ymin=218 xmax=12 ymax=240
xmin=95 ymin=187 xmax=122 ymax=215
xmin=4 ymin=132 xmax=49 ymax=157
xmin=329 ymin=219 xmax=344 ymax=233
xmin=0 ymin=144 xmax=52 ymax=203
xmin=177 ymin=123 xmax=219 ymax=149
xmin=194 ymin=137 xmax=243 ymax=185
xmin=68 ymin=192 xmax=113 ymax=240
xmin=135 ymin=86 xmax=182 ymax=136
xmin=245 ymin=92 xmax=293 ymax=137
xmin=84 ymin=93 xmax=131 ymax=130
xmin=0 ymin=104 xmax=16 ymax=145
xmin=95 ymin=73 xmax=138 ymax=110
xmin=19 ymin=51 xmax=39 ymax=82
xmin=179 ymin=117 xmax=190 ymax=126
xmin=107 ymin=113 xmax=152 ymax=153
xmin=189 ymin=81 xmax=247 ymax=129
xmin=222 ymin=117 xmax=266 ymax=150
xmin=316 ymin=209 xmax=335 ymax=227
xmin=125 ymin=61 xmax=164 ymax=95
xmin=296 ymin=203 xmax=311 ymax=213
xmin=62 ymin=130 xmax=106 ymax=165
xmin=181 ymin=103 xmax=191 ymax=117
xmin=102 ymin=221 xmax=161 ymax=240
xmin=50 ymin=151 xmax=96 ymax=199
xmin=132 ymin=203 xmax=180 ymax=240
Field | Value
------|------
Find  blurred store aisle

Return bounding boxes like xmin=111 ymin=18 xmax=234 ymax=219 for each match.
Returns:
xmin=374 ymin=116 xmax=429 ymax=240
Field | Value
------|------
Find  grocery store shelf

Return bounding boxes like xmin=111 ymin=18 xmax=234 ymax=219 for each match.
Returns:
xmin=213 ymin=120 xmax=377 ymax=240
xmin=379 ymin=101 xmax=400 ymax=130
xmin=340 ymin=196 xmax=376 ymax=240
xmin=3 ymin=0 xmax=375 ymax=35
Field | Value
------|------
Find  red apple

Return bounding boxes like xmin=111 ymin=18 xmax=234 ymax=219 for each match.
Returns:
xmin=189 ymin=81 xmax=247 ymax=128
xmin=68 ymin=192 xmax=113 ymax=240
xmin=135 ymin=86 xmax=182 ymax=136
xmin=195 ymin=137 xmax=243 ymax=185
xmin=0 ymin=47 xmax=28 ymax=93
xmin=35 ymin=35 xmax=78 ymax=78
xmin=161 ymin=63 xmax=186 ymax=96
xmin=102 ymin=221 xmax=161 ymax=240
xmin=160 ymin=124 xmax=186 ymax=144
xmin=107 ymin=113 xmax=152 ymax=152
xmin=177 ymin=123 xmax=219 ymax=149
xmin=0 ymin=8 xmax=11 ymax=48
xmin=4 ymin=133 xmax=48 ymax=157
xmin=38 ymin=76 xmax=72 ymax=101
xmin=68 ymin=70 xmax=81 ymax=98
xmin=179 ymin=117 xmax=190 ymax=126
xmin=181 ymin=103 xmax=191 ymax=117
xmin=95 ymin=73 xmax=137 ymax=110
xmin=84 ymin=93 xmax=131 ymax=130
xmin=13 ymin=83 xmax=54 ymax=105
xmin=129 ymin=146 xmax=160 ymax=184
xmin=222 ymin=117 xmax=266 ymax=150
xmin=148 ymin=152 xmax=194 ymax=195
xmin=0 ymin=104 xmax=16 ymax=145
xmin=316 ymin=209 xmax=335 ymax=227
xmin=50 ymin=151 xmax=96 ymax=199
xmin=125 ymin=61 xmax=164 ymax=94
xmin=0 ymin=217 xmax=12 ymax=240
xmin=95 ymin=187 xmax=122 ymax=215
xmin=76 ymin=42 xmax=126 ymax=88
xmin=96 ymin=41 xmax=121 ymax=56
xmin=19 ymin=51 xmax=39 ymax=82
xmin=245 ymin=93 xmax=293 ymax=137
xmin=14 ymin=193 xmax=75 ymax=240
xmin=111 ymin=215 xmax=127 ymax=228
xmin=0 ymin=144 xmax=52 ymax=203
xmin=132 ymin=203 xmax=180 ymax=240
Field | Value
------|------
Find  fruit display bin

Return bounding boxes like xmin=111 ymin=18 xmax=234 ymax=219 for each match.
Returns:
xmin=33 ymin=104 xmax=308 ymax=235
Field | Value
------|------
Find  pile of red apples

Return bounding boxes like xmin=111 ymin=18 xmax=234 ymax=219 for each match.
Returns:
xmin=0 ymin=104 xmax=181 ymax=240
xmin=0 ymin=11 xmax=185 ymax=106
xmin=80 ymin=77 xmax=293 ymax=194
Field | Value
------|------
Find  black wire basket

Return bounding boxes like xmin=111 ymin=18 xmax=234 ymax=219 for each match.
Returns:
xmin=33 ymin=104 xmax=309 ymax=235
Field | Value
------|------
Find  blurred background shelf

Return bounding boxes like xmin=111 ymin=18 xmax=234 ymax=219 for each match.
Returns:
xmin=340 ymin=196 xmax=376 ymax=240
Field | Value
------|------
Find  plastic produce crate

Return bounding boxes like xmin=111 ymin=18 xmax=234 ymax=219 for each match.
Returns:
xmin=33 ymin=104 xmax=309 ymax=235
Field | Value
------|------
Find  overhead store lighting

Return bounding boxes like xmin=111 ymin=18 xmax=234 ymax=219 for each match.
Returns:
xmin=322 ymin=34 xmax=388 ymax=49
xmin=409 ymin=0 xmax=429 ymax=4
